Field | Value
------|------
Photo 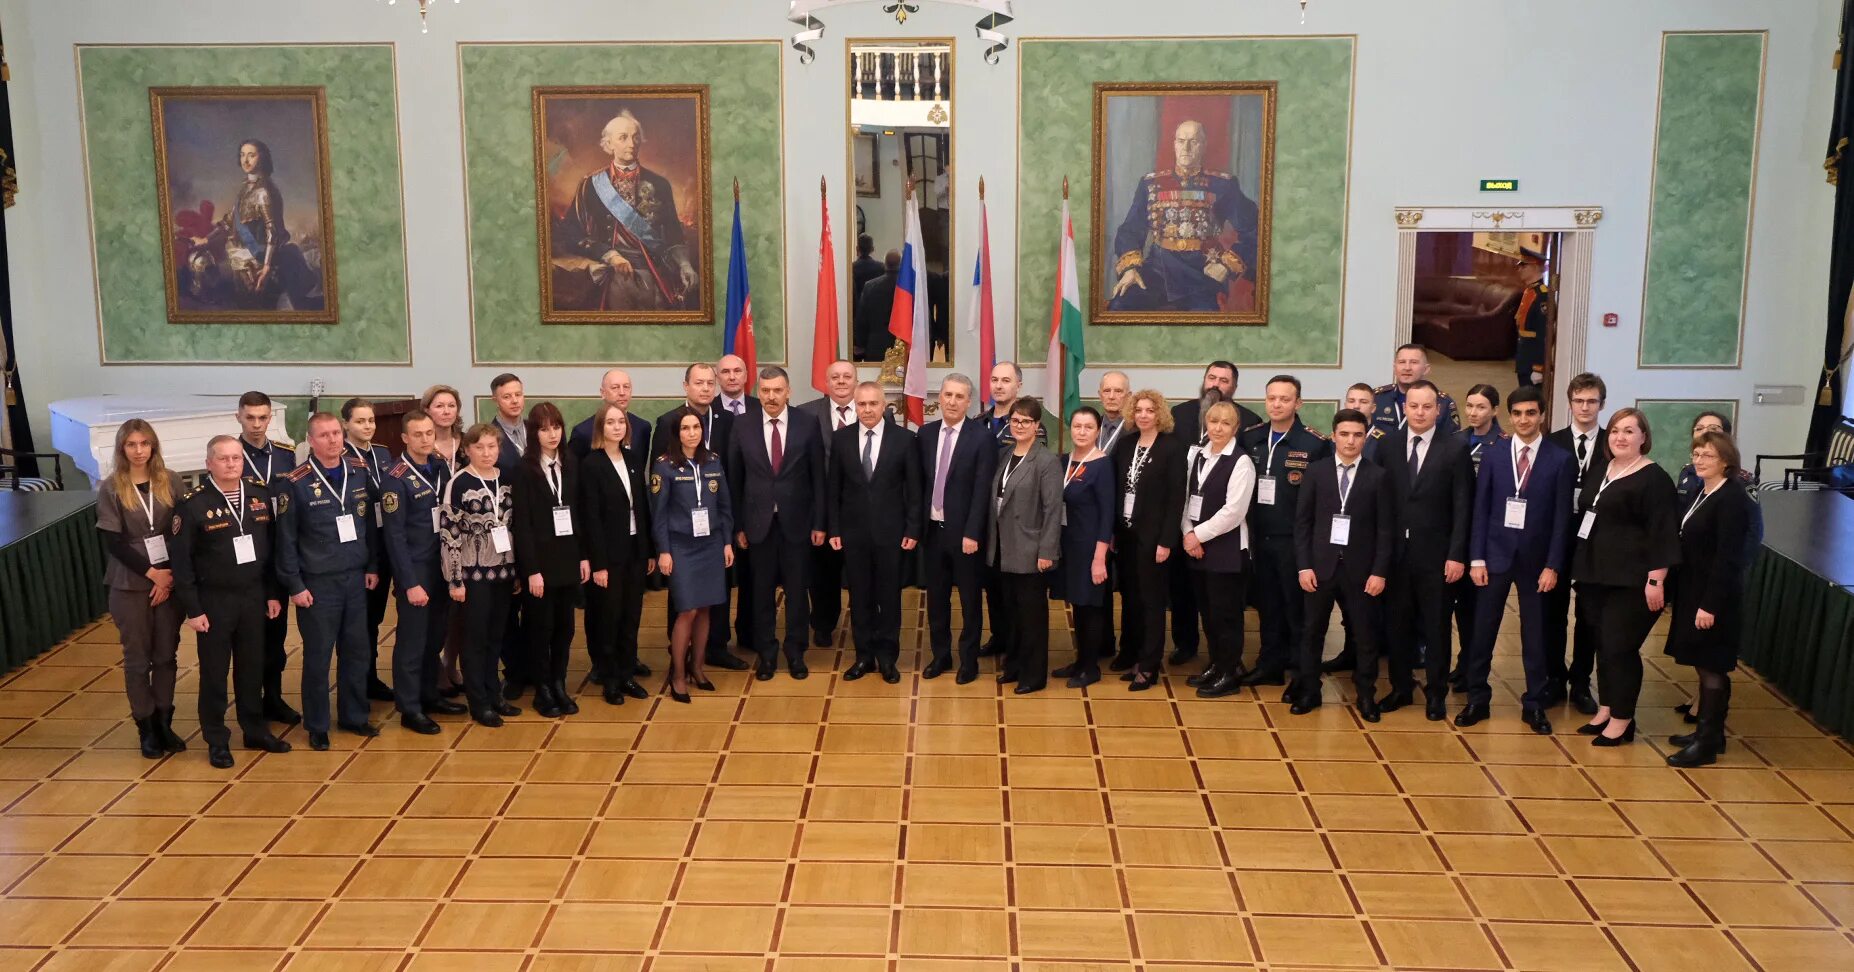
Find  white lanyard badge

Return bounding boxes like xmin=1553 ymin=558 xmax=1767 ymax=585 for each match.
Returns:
xmin=134 ymin=484 xmax=170 ymax=564
xmin=213 ymin=483 xmax=258 ymax=564
xmin=1580 ymin=458 xmax=1645 ymax=539
xmin=310 ymin=462 xmax=357 ymax=544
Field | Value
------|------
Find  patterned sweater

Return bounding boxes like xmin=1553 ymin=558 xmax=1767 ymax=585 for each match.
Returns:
xmin=440 ymin=470 xmax=515 ymax=585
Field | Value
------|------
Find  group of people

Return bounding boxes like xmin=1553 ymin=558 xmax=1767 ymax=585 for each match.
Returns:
xmin=94 ymin=343 xmax=1759 ymax=770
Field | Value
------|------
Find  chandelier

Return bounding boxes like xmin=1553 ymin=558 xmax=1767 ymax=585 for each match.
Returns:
xmin=381 ymin=0 xmax=460 ymax=34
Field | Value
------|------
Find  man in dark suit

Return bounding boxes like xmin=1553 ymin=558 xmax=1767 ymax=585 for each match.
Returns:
xmin=489 ymin=373 xmax=526 ymax=477
xmin=1290 ymin=409 xmax=1396 ymax=721
xmin=727 ymin=367 xmax=827 ymax=680
xmin=1460 ymin=385 xmax=1575 ymax=734
xmin=854 ymin=250 xmax=900 ymax=361
xmin=829 ymin=380 xmax=921 ymax=683
xmin=917 ymin=373 xmax=996 ymax=683
xmin=568 ymin=368 xmax=652 ymax=464
xmin=796 ymin=359 xmax=862 ymax=648
xmin=1542 ymin=371 xmax=1610 ymax=714
xmin=654 ymin=362 xmax=747 ymax=671
xmin=1168 ymin=361 xmax=1262 ymax=667
xmin=1375 ymin=381 xmax=1474 ymax=720
xmin=851 ymin=234 xmax=884 ymax=310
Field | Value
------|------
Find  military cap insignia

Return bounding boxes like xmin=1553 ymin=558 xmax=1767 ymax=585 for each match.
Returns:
xmin=382 ymin=492 xmax=399 ymax=514
xmin=171 ymin=515 xmax=183 ymax=536
xmin=649 ymin=474 xmax=662 ymax=495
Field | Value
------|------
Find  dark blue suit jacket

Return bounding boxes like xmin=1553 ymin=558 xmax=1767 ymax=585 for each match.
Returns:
xmin=726 ymin=408 xmax=828 ymax=544
xmin=917 ymin=418 xmax=997 ymax=549
xmin=1469 ymin=435 xmax=1574 ymax=576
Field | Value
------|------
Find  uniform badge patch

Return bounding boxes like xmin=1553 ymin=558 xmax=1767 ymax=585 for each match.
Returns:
xmin=649 ymin=474 xmax=662 ymax=495
xmin=171 ymin=515 xmax=182 ymax=536
xmin=1288 ymin=471 xmax=1303 ymax=484
xmin=276 ymin=493 xmax=289 ymax=514
xmin=707 ymin=478 xmax=719 ymax=493
xmin=382 ymin=492 xmax=399 ymax=514
xmin=356 ymin=500 xmax=367 ymax=519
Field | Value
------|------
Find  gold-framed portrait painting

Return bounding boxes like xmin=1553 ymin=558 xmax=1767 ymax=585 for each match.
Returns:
xmin=1092 ymin=81 xmax=1276 ymax=326
xmin=533 ymin=85 xmax=712 ymax=324
xmin=151 ymin=86 xmax=338 ymax=324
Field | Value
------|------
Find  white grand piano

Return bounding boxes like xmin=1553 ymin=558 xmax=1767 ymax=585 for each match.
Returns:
xmin=48 ymin=396 xmax=292 ymax=483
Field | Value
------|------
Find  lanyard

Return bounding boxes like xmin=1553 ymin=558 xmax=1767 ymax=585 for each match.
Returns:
xmin=689 ymin=459 xmax=706 ymax=509
xmin=1336 ymin=463 xmax=1357 ymax=513
xmin=1191 ymin=447 xmax=1224 ymax=494
xmin=212 ymin=482 xmax=247 ymax=534
xmin=347 ymin=441 xmax=382 ymax=488
xmin=1512 ymin=439 xmax=1539 ymax=494
xmin=133 ymin=482 xmax=160 ymax=536
xmin=1000 ymin=451 xmax=1028 ymax=493
xmin=1064 ymin=448 xmax=1098 ymax=485
xmin=1128 ymin=444 xmax=1151 ymax=488
xmin=446 ymin=470 xmax=504 ymax=524
xmin=243 ymin=442 xmax=272 ymax=485
xmin=309 ymin=460 xmax=348 ymax=509
xmin=544 ymin=459 xmax=564 ymax=504
xmin=1100 ymin=420 xmax=1123 ymax=453
xmin=1591 ymin=457 xmax=1646 ymax=509
xmin=1681 ymin=481 xmax=1721 ymax=531
xmin=1393 ymin=398 xmax=1406 ymax=429
xmin=1265 ymin=429 xmax=1287 ymax=472
xmin=405 ymin=458 xmax=437 ymax=494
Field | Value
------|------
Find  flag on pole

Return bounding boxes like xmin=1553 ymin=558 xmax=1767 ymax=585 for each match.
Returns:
xmin=723 ymin=183 xmax=757 ymax=381
xmin=967 ymin=177 xmax=998 ymax=407
xmin=1045 ymin=179 xmax=1085 ymax=425
xmin=811 ymin=178 xmax=839 ymax=395
xmin=887 ymin=180 xmax=930 ymax=425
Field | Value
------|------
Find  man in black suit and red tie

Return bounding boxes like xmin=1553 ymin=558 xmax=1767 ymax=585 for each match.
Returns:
xmin=1291 ymin=408 xmax=1396 ymax=722
xmin=917 ymin=373 xmax=996 ymax=683
xmin=829 ymin=381 xmax=921 ymax=683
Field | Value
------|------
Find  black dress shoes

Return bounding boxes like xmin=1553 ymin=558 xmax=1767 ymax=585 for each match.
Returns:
xmin=1378 ymin=690 xmax=1415 ymax=714
xmin=620 ymin=679 xmax=649 ymax=700
xmin=1521 ymin=707 xmax=1553 ymax=735
xmin=755 ymin=659 xmax=777 ymax=681
xmin=634 ymin=662 xmax=653 ymax=677
xmin=1356 ymin=699 xmax=1381 ymax=723
xmin=136 ymin=717 xmax=163 ymax=760
xmin=1052 ymin=663 xmax=1079 ymax=679
xmin=400 ymin=713 xmax=441 ymax=735
xmin=843 ymin=660 xmax=871 ymax=681
xmin=997 ymin=670 xmax=1019 ymax=685
xmin=1425 ymin=696 xmax=1448 ymax=721
xmin=1127 ymin=670 xmax=1156 ymax=692
xmin=1240 ymin=667 xmax=1286 ymax=686
xmin=495 ymin=702 xmax=522 ymax=717
xmin=366 ymin=678 xmax=396 ymax=702
xmin=1591 ymin=722 xmax=1636 ymax=747
xmin=1013 ymin=682 xmax=1043 ymax=695
xmin=669 ymin=687 xmax=691 ymax=704
xmin=243 ymin=734 xmax=292 ymax=753
xmin=1066 ymin=668 xmax=1101 ymax=689
xmin=1107 ymin=654 xmax=1136 ymax=673
xmin=1453 ymin=704 xmax=1490 ymax=727
xmin=554 ymin=682 xmax=580 ymax=716
xmin=1289 ymin=694 xmax=1322 ymax=715
xmin=533 ymin=685 xmax=564 ymax=719
xmin=208 ymin=744 xmax=234 ymax=769
xmin=471 ymin=709 xmax=503 ymax=728
xmin=1186 ymin=665 xmax=1220 ymax=688
xmin=338 ymin=721 xmax=380 ymax=738
xmin=955 ymin=667 xmax=978 ymax=685
xmin=692 ymin=677 xmax=716 ymax=692
xmin=1576 ymin=719 xmax=1608 ymax=736
xmin=1319 ymin=651 xmax=1355 ymax=674
xmin=1196 ymin=672 xmax=1243 ymax=699
xmin=922 ymin=659 xmax=949 ymax=680
xmin=789 ymin=658 xmax=809 ymax=680
xmin=263 ymin=697 xmax=302 ymax=726
xmin=706 ymin=650 xmax=750 ymax=671
xmin=1569 ymin=684 xmax=1599 ymax=716
xmin=1168 ymin=646 xmax=1199 ymax=666
xmin=425 ymin=699 xmax=467 ymax=716
xmin=602 ymin=682 xmax=627 ymax=705
xmin=977 ymin=641 xmax=1003 ymax=658
xmin=879 ymin=661 xmax=900 ymax=684
xmin=308 ymin=731 xmax=331 ymax=750
xmin=503 ymin=680 xmax=527 ymax=701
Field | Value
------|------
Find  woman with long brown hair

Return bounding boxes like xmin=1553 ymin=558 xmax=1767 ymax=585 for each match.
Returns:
xmin=95 ymin=419 xmax=187 ymax=758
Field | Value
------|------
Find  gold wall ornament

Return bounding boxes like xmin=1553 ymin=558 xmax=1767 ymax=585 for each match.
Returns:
xmin=1394 ymin=208 xmax=1423 ymax=227
xmin=1471 ymin=210 xmax=1523 ymax=227
xmin=885 ymin=2 xmax=922 ymax=24
xmin=380 ymin=0 xmax=459 ymax=34
xmin=879 ymin=341 xmax=908 ymax=386
xmin=1573 ymin=208 xmax=1604 ymax=226
xmin=927 ymin=102 xmax=948 ymax=124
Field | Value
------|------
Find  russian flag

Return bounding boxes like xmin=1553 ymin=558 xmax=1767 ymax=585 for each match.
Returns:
xmin=724 ymin=191 xmax=757 ymax=381
xmin=886 ymin=182 xmax=930 ymax=425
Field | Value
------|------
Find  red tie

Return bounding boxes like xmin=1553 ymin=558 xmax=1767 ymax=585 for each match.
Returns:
xmin=769 ymin=418 xmax=783 ymax=475
xmin=1516 ymin=444 xmax=1531 ymax=492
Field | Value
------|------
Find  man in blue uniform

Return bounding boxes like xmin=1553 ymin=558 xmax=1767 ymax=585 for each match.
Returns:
xmin=275 ymin=412 xmax=381 ymax=750
xmin=1238 ymin=376 xmax=1332 ymax=687
xmin=380 ymin=410 xmax=465 ymax=734
xmin=1372 ymin=344 xmax=1460 ymax=435
xmin=1513 ymin=247 xmax=1550 ymax=391
xmin=234 ymin=391 xmax=302 ymax=729
xmin=1107 ymin=120 xmax=1260 ymax=314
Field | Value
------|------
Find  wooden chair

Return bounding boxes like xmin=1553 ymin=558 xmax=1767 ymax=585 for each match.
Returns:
xmin=0 ymin=448 xmax=67 ymax=491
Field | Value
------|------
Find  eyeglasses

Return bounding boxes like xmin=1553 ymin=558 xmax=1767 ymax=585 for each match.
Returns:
xmin=1690 ymin=451 xmax=1719 ymax=462
xmin=1008 ymin=417 xmax=1038 ymax=427
xmin=1569 ymin=397 xmax=1603 ymax=407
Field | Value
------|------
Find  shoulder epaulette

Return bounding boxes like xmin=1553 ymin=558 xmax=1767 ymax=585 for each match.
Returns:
xmin=181 ymin=483 xmax=206 ymax=502
xmin=1209 ymin=170 xmax=1231 ymax=180
xmin=1439 ymin=391 xmax=1457 ymax=402
xmin=1241 ymin=420 xmax=1266 ymax=433
xmin=343 ymin=455 xmax=368 ymax=469
xmin=1368 ymin=427 xmax=1386 ymax=439
xmin=1374 ymin=383 xmax=1394 ymax=393
xmin=285 ymin=464 xmax=314 ymax=482
xmin=1306 ymin=427 xmax=1328 ymax=439
xmin=388 ymin=460 xmax=411 ymax=477
xmin=241 ymin=476 xmax=266 ymax=490
xmin=1497 ymin=431 xmax=1512 ymax=440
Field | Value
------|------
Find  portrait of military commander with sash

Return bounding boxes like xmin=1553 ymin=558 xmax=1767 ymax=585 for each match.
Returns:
xmin=1092 ymin=82 xmax=1275 ymax=326
xmin=535 ymin=86 xmax=712 ymax=323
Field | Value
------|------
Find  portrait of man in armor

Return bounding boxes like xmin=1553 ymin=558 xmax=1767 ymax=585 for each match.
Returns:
xmin=1092 ymin=83 xmax=1275 ymax=326
xmin=151 ymin=86 xmax=337 ymax=323
xmin=533 ymin=86 xmax=711 ymax=324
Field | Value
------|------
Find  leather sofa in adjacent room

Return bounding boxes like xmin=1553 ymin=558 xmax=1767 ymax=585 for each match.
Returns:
xmin=1411 ymin=276 xmax=1522 ymax=361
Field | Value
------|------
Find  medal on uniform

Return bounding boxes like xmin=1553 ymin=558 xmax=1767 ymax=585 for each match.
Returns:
xmin=1257 ymin=476 xmax=1277 ymax=505
xmin=233 ymin=534 xmax=257 ymax=564
xmin=553 ymin=505 xmax=574 ymax=537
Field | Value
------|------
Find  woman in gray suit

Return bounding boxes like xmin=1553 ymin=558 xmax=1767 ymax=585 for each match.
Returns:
xmin=988 ymin=398 xmax=1066 ymax=694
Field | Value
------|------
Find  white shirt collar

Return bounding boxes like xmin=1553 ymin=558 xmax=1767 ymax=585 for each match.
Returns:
xmin=1196 ymin=437 xmax=1239 ymax=459
xmin=1572 ymin=420 xmax=1599 ymax=437
xmin=942 ymin=416 xmax=965 ymax=434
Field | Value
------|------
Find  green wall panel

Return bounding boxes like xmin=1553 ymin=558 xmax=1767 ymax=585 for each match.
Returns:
xmin=78 ymin=45 xmax=411 ymax=364
xmin=1634 ymin=399 xmax=1737 ymax=477
xmin=1017 ymin=38 xmax=1353 ymax=367
xmin=1639 ymin=32 xmax=1765 ymax=367
xmin=460 ymin=43 xmax=785 ymax=365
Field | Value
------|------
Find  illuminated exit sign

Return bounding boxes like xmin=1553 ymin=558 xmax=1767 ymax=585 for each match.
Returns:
xmin=1479 ymin=179 xmax=1519 ymax=192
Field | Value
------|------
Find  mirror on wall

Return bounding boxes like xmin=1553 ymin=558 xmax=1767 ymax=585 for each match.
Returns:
xmin=847 ymin=39 xmax=952 ymax=365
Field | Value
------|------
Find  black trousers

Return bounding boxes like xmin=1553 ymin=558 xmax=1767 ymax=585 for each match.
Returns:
xmin=1585 ymin=582 xmax=1660 ymax=720
xmin=1296 ymin=566 xmax=1382 ymax=702
xmin=392 ymin=562 xmax=449 ymax=717
xmin=1388 ymin=554 xmax=1453 ymax=696
xmin=262 ymin=609 xmax=290 ymax=702
xmin=1072 ymin=603 xmax=1111 ymax=673
xmin=1000 ymin=570 xmax=1049 ymax=689
xmin=462 ymin=580 xmax=512 ymax=713
xmin=728 ymin=542 xmax=753 ymax=652
xmin=924 ymin=526 xmax=984 ymax=669
xmin=588 ymin=559 xmax=647 ymax=682
xmin=500 ymin=593 xmax=525 ymax=684
xmin=1190 ymin=568 xmax=1247 ymax=674
xmin=1464 ymin=570 xmax=1551 ymax=708
xmin=1169 ymin=557 xmax=1201 ymax=654
xmin=1114 ymin=530 xmax=1170 ymax=674
xmin=1250 ymin=535 xmax=1303 ymax=675
xmin=809 ymin=542 xmax=844 ymax=642
xmin=365 ymin=573 xmax=392 ymax=685
xmin=1543 ymin=574 xmax=1598 ymax=690
xmin=748 ymin=521 xmax=812 ymax=663
xmin=844 ymin=540 xmax=903 ymax=665
xmin=197 ymin=585 xmax=267 ymax=747
xmin=1449 ymin=576 xmax=1478 ymax=674
xmin=983 ymin=561 xmax=1012 ymax=654
xmin=523 ymin=584 xmax=578 ymax=687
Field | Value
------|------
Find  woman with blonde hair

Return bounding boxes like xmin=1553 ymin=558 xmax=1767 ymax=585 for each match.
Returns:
xmin=95 ymin=419 xmax=187 ymax=758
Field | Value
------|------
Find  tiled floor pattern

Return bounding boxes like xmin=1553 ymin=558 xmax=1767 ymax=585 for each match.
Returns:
xmin=1 ymin=592 xmax=1852 ymax=970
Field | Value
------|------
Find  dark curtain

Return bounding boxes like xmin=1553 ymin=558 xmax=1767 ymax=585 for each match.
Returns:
xmin=1810 ymin=0 xmax=1854 ymax=453
xmin=0 ymin=25 xmax=36 ymax=477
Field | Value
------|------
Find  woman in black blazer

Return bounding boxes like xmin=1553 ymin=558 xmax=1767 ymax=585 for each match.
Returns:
xmin=579 ymin=403 xmax=656 ymax=707
xmin=512 ymin=402 xmax=589 ymax=719
xmin=1570 ymin=408 xmax=1680 ymax=746
xmin=1110 ymin=389 xmax=1187 ymax=691
xmin=1664 ymin=430 xmax=1756 ymax=767
xmin=1052 ymin=407 xmax=1116 ymax=689
xmin=1181 ymin=401 xmax=1257 ymax=699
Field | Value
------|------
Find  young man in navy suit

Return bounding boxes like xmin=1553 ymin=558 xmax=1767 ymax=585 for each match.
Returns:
xmin=727 ymin=367 xmax=828 ymax=680
xmin=1459 ymin=385 xmax=1574 ymax=734
xmin=917 ymin=374 xmax=996 ymax=683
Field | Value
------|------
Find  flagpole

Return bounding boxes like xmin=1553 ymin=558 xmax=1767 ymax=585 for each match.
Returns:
xmin=1059 ymin=175 xmax=1069 ymax=451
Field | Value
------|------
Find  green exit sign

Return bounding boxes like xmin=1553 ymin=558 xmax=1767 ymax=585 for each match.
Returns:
xmin=1479 ymin=179 xmax=1519 ymax=192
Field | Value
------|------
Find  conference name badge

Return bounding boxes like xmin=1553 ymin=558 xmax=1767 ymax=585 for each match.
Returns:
xmin=336 ymin=514 xmax=358 ymax=544
xmin=143 ymin=534 xmax=169 ymax=564
xmin=692 ymin=508 xmax=712 ymax=538
xmin=1504 ymin=497 xmax=1527 ymax=530
xmin=1330 ymin=514 xmax=1351 ymax=546
xmin=233 ymin=534 xmax=257 ymax=565
xmin=553 ymin=506 xmax=574 ymax=537
xmin=1257 ymin=476 xmax=1277 ymax=505
xmin=491 ymin=525 xmax=513 ymax=554
xmin=1578 ymin=509 xmax=1596 ymax=540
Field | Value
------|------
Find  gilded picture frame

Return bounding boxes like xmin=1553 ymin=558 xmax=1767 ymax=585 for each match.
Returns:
xmin=1091 ymin=81 xmax=1276 ymax=326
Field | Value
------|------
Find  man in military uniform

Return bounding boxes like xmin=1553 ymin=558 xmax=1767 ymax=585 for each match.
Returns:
xmin=1239 ymin=376 xmax=1332 ymax=687
xmin=553 ymin=110 xmax=700 ymax=313
xmin=275 ymin=412 xmax=381 ymax=751
xmin=1348 ymin=384 xmax=1389 ymax=465
xmin=380 ymin=410 xmax=464 ymax=735
xmin=1372 ymin=345 xmax=1460 ymax=435
xmin=1108 ymin=120 xmax=1260 ymax=314
xmin=1513 ymin=247 xmax=1550 ymax=391
xmin=172 ymin=436 xmax=290 ymax=769
xmin=234 ymin=390 xmax=302 ymax=729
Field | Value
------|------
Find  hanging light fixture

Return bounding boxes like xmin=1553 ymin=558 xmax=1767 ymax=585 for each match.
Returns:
xmin=1299 ymin=0 xmax=1309 ymax=24
xmin=381 ymin=0 xmax=460 ymax=34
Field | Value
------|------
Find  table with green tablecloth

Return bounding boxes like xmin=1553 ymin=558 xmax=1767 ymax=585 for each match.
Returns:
xmin=0 ymin=491 xmax=106 ymax=673
xmin=1741 ymin=490 xmax=1854 ymax=739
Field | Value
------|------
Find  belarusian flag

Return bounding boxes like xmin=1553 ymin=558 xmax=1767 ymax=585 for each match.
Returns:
xmin=1044 ymin=188 xmax=1085 ymax=425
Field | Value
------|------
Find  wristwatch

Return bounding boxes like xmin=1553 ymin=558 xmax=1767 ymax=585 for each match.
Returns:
xmin=1646 ymin=579 xmax=1661 ymax=587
